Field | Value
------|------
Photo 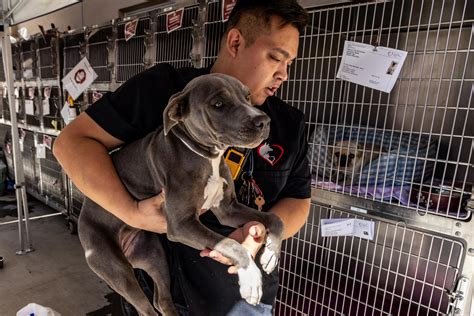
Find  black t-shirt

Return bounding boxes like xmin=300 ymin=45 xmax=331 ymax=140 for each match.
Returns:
xmin=86 ymin=63 xmax=311 ymax=315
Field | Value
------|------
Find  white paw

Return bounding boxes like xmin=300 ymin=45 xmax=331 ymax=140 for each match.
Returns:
xmin=260 ymin=236 xmax=279 ymax=274
xmin=237 ymin=253 xmax=262 ymax=305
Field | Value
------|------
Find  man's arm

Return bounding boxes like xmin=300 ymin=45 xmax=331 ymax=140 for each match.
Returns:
xmin=201 ymin=197 xmax=311 ymax=271
xmin=53 ymin=112 xmax=167 ymax=233
xmin=269 ymin=197 xmax=311 ymax=240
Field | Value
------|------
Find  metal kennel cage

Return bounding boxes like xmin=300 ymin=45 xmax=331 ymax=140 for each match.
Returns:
xmin=203 ymin=0 xmax=226 ymax=67
xmin=154 ymin=4 xmax=198 ymax=68
xmin=0 ymin=0 xmax=472 ymax=314
xmin=87 ymin=24 xmax=114 ymax=84
xmin=277 ymin=202 xmax=466 ymax=315
xmin=299 ymin=0 xmax=473 ymax=221
xmin=116 ymin=16 xmax=151 ymax=83
xmin=276 ymin=0 xmax=473 ymax=315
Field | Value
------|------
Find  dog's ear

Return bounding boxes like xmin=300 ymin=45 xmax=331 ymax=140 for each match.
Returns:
xmin=163 ymin=90 xmax=189 ymax=135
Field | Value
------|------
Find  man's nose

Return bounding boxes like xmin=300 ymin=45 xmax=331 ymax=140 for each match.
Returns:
xmin=275 ymin=63 xmax=289 ymax=82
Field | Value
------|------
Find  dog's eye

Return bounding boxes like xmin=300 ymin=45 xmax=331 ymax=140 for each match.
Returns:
xmin=246 ymin=94 xmax=251 ymax=102
xmin=214 ymin=101 xmax=223 ymax=108
xmin=349 ymin=153 xmax=355 ymax=159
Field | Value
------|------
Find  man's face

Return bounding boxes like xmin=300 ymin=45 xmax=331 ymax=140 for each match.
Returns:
xmin=232 ymin=16 xmax=300 ymax=105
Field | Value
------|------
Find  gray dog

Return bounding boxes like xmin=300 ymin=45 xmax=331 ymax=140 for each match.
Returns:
xmin=78 ymin=74 xmax=284 ymax=316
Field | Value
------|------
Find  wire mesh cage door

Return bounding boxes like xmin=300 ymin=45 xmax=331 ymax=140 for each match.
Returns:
xmin=154 ymin=5 xmax=197 ymax=68
xmin=276 ymin=0 xmax=473 ymax=315
xmin=87 ymin=25 xmax=114 ymax=84
xmin=277 ymin=202 xmax=465 ymax=315
xmin=116 ymin=17 xmax=151 ymax=83
xmin=298 ymin=0 xmax=473 ymax=220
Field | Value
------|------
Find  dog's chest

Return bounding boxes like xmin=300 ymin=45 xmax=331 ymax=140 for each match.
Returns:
xmin=201 ymin=158 xmax=227 ymax=210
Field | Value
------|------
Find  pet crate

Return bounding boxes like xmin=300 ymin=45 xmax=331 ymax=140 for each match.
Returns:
xmin=116 ymin=16 xmax=151 ymax=83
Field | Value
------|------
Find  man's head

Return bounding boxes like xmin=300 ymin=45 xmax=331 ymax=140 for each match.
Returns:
xmin=212 ymin=0 xmax=308 ymax=105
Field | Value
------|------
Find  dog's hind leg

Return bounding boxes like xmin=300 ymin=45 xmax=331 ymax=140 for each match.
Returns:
xmin=84 ymin=239 xmax=159 ymax=316
xmin=125 ymin=231 xmax=179 ymax=316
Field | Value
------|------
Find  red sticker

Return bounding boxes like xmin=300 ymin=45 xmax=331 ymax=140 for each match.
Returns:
xmin=257 ymin=143 xmax=284 ymax=166
xmin=166 ymin=8 xmax=184 ymax=33
xmin=222 ymin=0 xmax=237 ymax=22
xmin=125 ymin=19 xmax=139 ymax=42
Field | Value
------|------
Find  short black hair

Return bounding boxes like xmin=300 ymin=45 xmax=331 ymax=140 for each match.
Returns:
xmin=223 ymin=0 xmax=308 ymax=46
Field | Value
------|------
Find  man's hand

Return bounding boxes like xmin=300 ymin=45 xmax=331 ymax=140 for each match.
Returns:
xmin=126 ymin=191 xmax=167 ymax=234
xmin=200 ymin=221 xmax=266 ymax=274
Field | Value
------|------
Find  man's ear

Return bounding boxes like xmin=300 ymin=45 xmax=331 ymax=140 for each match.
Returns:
xmin=225 ymin=28 xmax=244 ymax=58
xmin=163 ymin=90 xmax=189 ymax=136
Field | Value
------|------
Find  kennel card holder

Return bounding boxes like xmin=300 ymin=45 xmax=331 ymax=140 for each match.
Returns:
xmin=336 ymin=40 xmax=407 ymax=93
xmin=320 ymin=218 xmax=374 ymax=240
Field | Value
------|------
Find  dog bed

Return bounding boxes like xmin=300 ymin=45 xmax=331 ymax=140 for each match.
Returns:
xmin=307 ymin=124 xmax=438 ymax=186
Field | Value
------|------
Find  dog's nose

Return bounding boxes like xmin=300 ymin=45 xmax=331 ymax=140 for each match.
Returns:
xmin=252 ymin=115 xmax=270 ymax=130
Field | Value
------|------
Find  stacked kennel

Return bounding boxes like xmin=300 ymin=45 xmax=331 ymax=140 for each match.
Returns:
xmin=1 ymin=27 xmax=68 ymax=214
xmin=1 ymin=0 xmax=473 ymax=314
xmin=278 ymin=0 xmax=473 ymax=315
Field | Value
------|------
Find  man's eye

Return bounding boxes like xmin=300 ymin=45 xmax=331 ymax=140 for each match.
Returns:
xmin=270 ymin=55 xmax=281 ymax=62
xmin=215 ymin=101 xmax=223 ymax=108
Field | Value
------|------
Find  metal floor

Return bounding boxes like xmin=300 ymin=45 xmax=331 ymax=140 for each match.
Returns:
xmin=0 ymin=192 xmax=123 ymax=316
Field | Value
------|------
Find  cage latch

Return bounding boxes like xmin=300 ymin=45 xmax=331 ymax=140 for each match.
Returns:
xmin=448 ymin=276 xmax=469 ymax=315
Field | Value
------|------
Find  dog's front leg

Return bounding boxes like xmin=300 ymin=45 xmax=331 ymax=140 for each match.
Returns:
xmin=212 ymin=200 xmax=284 ymax=275
xmin=165 ymin=207 xmax=263 ymax=305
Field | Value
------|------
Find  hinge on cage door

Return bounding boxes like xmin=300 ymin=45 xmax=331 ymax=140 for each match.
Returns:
xmin=107 ymin=20 xmax=118 ymax=88
xmin=143 ymin=15 xmax=157 ymax=69
xmin=190 ymin=0 xmax=207 ymax=68
xmin=447 ymin=276 xmax=469 ymax=315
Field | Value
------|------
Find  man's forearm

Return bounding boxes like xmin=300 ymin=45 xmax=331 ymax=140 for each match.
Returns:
xmin=54 ymin=129 xmax=136 ymax=224
xmin=269 ymin=197 xmax=311 ymax=239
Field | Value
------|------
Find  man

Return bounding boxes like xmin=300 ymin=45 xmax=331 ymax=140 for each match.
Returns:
xmin=53 ymin=0 xmax=311 ymax=315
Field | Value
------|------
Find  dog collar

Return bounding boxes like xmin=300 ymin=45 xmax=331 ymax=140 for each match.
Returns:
xmin=171 ymin=125 xmax=220 ymax=159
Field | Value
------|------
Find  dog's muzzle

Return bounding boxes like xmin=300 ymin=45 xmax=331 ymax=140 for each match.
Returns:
xmin=248 ymin=114 xmax=271 ymax=139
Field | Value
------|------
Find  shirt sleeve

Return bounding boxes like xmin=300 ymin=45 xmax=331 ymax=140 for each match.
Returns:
xmin=279 ymin=118 xmax=312 ymax=199
xmin=85 ymin=63 xmax=184 ymax=143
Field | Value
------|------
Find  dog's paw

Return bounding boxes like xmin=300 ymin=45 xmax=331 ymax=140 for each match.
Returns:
xmin=237 ymin=254 xmax=262 ymax=305
xmin=260 ymin=235 xmax=280 ymax=274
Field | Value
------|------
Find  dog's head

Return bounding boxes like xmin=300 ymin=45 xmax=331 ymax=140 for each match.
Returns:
xmin=163 ymin=73 xmax=270 ymax=149
xmin=333 ymin=140 xmax=363 ymax=170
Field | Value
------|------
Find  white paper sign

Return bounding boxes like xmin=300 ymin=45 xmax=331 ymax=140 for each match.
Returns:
xmin=336 ymin=41 xmax=407 ymax=93
xmin=25 ymin=99 xmax=34 ymax=115
xmin=60 ymin=102 xmax=77 ymax=125
xmin=19 ymin=129 xmax=25 ymax=152
xmin=62 ymin=57 xmax=98 ymax=100
xmin=36 ymin=144 xmax=46 ymax=159
xmin=15 ymin=99 xmax=20 ymax=113
xmin=321 ymin=218 xmax=374 ymax=240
